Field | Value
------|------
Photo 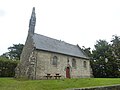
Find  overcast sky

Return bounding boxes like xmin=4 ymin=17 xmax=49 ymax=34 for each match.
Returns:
xmin=0 ymin=0 xmax=120 ymax=55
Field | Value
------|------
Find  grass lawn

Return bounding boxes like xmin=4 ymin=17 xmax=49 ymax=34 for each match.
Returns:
xmin=0 ymin=78 xmax=120 ymax=90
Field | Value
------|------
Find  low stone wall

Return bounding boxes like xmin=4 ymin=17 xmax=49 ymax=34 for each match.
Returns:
xmin=70 ymin=85 xmax=120 ymax=90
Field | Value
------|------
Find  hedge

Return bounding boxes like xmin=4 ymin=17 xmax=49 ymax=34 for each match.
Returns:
xmin=0 ymin=57 xmax=18 ymax=77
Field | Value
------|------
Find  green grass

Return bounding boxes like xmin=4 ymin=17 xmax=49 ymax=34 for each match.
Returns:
xmin=0 ymin=78 xmax=120 ymax=90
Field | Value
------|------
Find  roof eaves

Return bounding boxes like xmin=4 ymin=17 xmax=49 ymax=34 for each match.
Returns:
xmin=35 ymin=48 xmax=90 ymax=60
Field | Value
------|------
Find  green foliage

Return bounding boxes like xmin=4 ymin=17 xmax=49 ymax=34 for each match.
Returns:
xmin=1 ymin=44 xmax=24 ymax=60
xmin=83 ymin=35 xmax=120 ymax=78
xmin=0 ymin=78 xmax=120 ymax=90
xmin=0 ymin=57 xmax=18 ymax=77
xmin=82 ymin=46 xmax=92 ymax=58
xmin=111 ymin=35 xmax=120 ymax=60
xmin=92 ymin=40 xmax=112 ymax=77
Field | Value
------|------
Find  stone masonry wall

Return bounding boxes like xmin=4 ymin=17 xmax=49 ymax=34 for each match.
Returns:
xmin=35 ymin=50 xmax=91 ymax=79
xmin=71 ymin=85 xmax=120 ymax=90
xmin=15 ymin=34 xmax=34 ymax=78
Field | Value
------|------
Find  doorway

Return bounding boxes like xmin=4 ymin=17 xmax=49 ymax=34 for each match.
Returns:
xmin=66 ymin=67 xmax=70 ymax=78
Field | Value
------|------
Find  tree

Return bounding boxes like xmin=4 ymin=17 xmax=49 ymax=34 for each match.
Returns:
xmin=111 ymin=35 xmax=120 ymax=60
xmin=110 ymin=35 xmax=120 ymax=76
xmin=82 ymin=46 xmax=92 ymax=58
xmin=92 ymin=39 xmax=120 ymax=78
xmin=1 ymin=44 xmax=24 ymax=60
xmin=91 ymin=40 xmax=111 ymax=77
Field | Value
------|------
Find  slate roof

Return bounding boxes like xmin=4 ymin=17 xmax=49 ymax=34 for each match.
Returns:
xmin=33 ymin=33 xmax=89 ymax=59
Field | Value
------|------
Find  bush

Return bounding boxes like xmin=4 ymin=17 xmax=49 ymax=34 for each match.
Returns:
xmin=0 ymin=57 xmax=18 ymax=77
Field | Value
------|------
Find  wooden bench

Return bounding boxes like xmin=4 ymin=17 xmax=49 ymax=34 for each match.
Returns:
xmin=45 ymin=74 xmax=52 ymax=79
xmin=54 ymin=74 xmax=61 ymax=79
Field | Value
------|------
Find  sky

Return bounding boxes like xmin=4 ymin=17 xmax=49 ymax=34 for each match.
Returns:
xmin=0 ymin=0 xmax=120 ymax=55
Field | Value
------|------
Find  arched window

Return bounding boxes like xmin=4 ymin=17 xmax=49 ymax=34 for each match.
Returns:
xmin=72 ymin=59 xmax=76 ymax=69
xmin=83 ymin=61 xmax=87 ymax=68
xmin=52 ymin=56 xmax=58 ymax=66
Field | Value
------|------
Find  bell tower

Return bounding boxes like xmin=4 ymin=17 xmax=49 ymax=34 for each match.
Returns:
xmin=28 ymin=7 xmax=36 ymax=36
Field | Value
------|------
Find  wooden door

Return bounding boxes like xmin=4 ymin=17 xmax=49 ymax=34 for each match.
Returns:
xmin=66 ymin=67 xmax=70 ymax=78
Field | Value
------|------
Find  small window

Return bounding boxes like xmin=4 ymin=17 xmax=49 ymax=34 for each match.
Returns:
xmin=72 ymin=59 xmax=76 ymax=69
xmin=52 ymin=56 xmax=58 ymax=66
xmin=83 ymin=61 xmax=87 ymax=68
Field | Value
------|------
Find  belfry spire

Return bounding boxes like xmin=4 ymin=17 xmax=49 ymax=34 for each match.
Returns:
xmin=29 ymin=7 xmax=36 ymax=35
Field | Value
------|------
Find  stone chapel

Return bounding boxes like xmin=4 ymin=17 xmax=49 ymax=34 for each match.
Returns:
xmin=15 ymin=7 xmax=92 ymax=79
